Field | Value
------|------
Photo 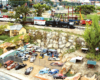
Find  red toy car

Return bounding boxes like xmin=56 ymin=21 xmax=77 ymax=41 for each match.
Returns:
xmin=50 ymin=62 xmax=64 ymax=67
xmin=4 ymin=60 xmax=14 ymax=68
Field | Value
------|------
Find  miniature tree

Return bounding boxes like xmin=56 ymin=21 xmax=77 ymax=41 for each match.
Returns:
xmin=83 ymin=15 xmax=100 ymax=53
xmin=14 ymin=4 xmax=30 ymax=23
xmin=9 ymin=0 xmax=28 ymax=6
xmin=33 ymin=3 xmax=51 ymax=16
xmin=0 ymin=25 xmax=7 ymax=35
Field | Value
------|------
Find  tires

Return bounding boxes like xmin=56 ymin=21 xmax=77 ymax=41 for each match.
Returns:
xmin=4 ymin=64 xmax=7 ymax=68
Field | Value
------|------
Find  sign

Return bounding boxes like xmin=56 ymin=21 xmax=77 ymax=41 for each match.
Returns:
xmin=34 ymin=20 xmax=46 ymax=25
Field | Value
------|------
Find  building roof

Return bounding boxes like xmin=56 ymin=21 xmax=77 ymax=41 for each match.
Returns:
xmin=10 ymin=24 xmax=23 ymax=31
xmin=87 ymin=60 xmax=96 ymax=65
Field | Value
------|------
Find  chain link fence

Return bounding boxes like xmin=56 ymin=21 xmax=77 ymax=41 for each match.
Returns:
xmin=0 ymin=56 xmax=23 ymax=65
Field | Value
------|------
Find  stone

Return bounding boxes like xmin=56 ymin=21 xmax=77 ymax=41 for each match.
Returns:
xmin=62 ymin=40 xmax=66 ymax=44
xmin=53 ymin=44 xmax=58 ymax=49
xmin=70 ymin=45 xmax=75 ymax=49
xmin=66 ymin=42 xmax=71 ymax=48
xmin=59 ymin=44 xmax=65 ymax=48
xmin=62 ymin=37 xmax=66 ymax=40
xmin=37 ymin=39 xmax=41 ymax=43
xmin=59 ymin=41 xmax=62 ymax=45
xmin=68 ymin=39 xmax=73 ymax=43
xmin=50 ymin=39 xmax=53 ymax=44
xmin=57 ymin=49 xmax=61 ymax=53
xmin=41 ymin=42 xmax=44 ymax=46
xmin=47 ymin=44 xmax=53 ymax=48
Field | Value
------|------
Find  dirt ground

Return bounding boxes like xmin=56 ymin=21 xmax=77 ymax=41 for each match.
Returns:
xmin=23 ymin=53 xmax=62 ymax=80
xmin=0 ymin=22 xmax=9 ymax=26
xmin=62 ymin=50 xmax=100 ymax=79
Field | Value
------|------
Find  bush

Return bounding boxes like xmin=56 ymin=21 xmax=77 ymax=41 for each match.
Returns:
xmin=86 ymin=53 xmax=100 ymax=61
xmin=2 ymin=9 xmax=8 ymax=12
xmin=67 ymin=48 xmax=76 ymax=53
xmin=75 ymin=5 xmax=95 ymax=15
xmin=83 ymin=15 xmax=100 ymax=53
xmin=0 ymin=35 xmax=9 ymax=40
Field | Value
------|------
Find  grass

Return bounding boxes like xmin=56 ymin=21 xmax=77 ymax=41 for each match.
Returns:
xmin=66 ymin=70 xmax=75 ymax=77
xmin=0 ymin=49 xmax=3 ymax=55
xmin=0 ymin=35 xmax=10 ymax=41
xmin=4 ymin=34 xmax=22 ymax=43
xmin=86 ymin=53 xmax=100 ymax=61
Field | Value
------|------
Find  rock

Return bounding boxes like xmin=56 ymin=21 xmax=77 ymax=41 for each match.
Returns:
xmin=68 ymin=39 xmax=73 ymax=43
xmin=70 ymin=45 xmax=75 ymax=49
xmin=66 ymin=42 xmax=71 ymax=48
xmin=73 ymin=42 xmax=76 ymax=46
xmin=57 ymin=49 xmax=61 ymax=53
xmin=59 ymin=44 xmax=65 ymax=48
xmin=47 ymin=44 xmax=53 ymax=48
xmin=53 ymin=40 xmax=58 ymax=44
xmin=53 ymin=44 xmax=58 ymax=49
xmin=62 ymin=37 xmax=66 ymax=40
xmin=59 ymin=41 xmax=62 ymax=45
xmin=50 ymin=39 xmax=53 ymax=44
xmin=41 ymin=42 xmax=44 ymax=46
xmin=62 ymin=40 xmax=66 ymax=44
xmin=37 ymin=39 xmax=41 ymax=43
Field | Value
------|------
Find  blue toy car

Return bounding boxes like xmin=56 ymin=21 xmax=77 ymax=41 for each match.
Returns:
xmin=39 ymin=68 xmax=50 ymax=74
xmin=48 ymin=69 xmax=59 ymax=75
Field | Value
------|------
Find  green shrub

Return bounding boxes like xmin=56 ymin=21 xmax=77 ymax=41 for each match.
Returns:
xmin=0 ymin=35 xmax=9 ymax=40
xmin=86 ymin=53 xmax=100 ymax=61
xmin=2 ymin=9 xmax=8 ymax=12
xmin=83 ymin=15 xmax=100 ymax=53
xmin=67 ymin=48 xmax=76 ymax=53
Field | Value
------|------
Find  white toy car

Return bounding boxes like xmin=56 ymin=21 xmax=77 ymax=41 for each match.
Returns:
xmin=30 ymin=56 xmax=36 ymax=62
xmin=48 ymin=57 xmax=60 ymax=61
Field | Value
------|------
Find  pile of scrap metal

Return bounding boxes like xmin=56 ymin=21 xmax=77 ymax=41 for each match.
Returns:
xmin=64 ymin=73 xmax=81 ymax=80
xmin=60 ymin=62 xmax=72 ymax=74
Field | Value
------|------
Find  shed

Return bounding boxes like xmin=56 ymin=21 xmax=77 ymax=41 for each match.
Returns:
xmin=0 ymin=50 xmax=16 ymax=59
xmin=70 ymin=56 xmax=83 ymax=63
xmin=87 ymin=60 xmax=96 ymax=68
xmin=7 ymin=24 xmax=26 ymax=37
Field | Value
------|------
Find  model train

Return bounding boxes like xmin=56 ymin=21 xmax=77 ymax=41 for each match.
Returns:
xmin=0 ymin=16 xmax=75 ymax=29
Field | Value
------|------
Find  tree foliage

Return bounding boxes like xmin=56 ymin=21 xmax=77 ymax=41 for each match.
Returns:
xmin=33 ymin=3 xmax=51 ymax=16
xmin=75 ymin=5 xmax=95 ymax=15
xmin=14 ymin=4 xmax=30 ymax=23
xmin=83 ymin=15 xmax=100 ymax=53
xmin=0 ymin=25 xmax=7 ymax=35
xmin=9 ymin=0 xmax=28 ymax=6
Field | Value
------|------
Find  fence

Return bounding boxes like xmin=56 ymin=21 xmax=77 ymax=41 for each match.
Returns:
xmin=0 ymin=56 xmax=23 ymax=65
xmin=0 ymin=1 xmax=82 ymax=8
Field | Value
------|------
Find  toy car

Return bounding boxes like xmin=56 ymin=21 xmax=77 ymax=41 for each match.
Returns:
xmin=4 ymin=60 xmax=14 ymax=68
xmin=32 ymin=53 xmax=38 ymax=57
xmin=25 ymin=67 xmax=33 ymax=75
xmin=48 ymin=69 xmax=59 ymax=75
xmin=30 ymin=56 xmax=36 ymax=62
xmin=7 ymin=63 xmax=18 ymax=70
xmin=50 ymin=62 xmax=64 ymax=67
xmin=53 ymin=74 xmax=67 ymax=79
xmin=48 ymin=57 xmax=60 ymax=61
xmin=80 ymin=19 xmax=92 ymax=25
xmin=39 ymin=67 xmax=50 ymax=74
xmin=21 ymin=56 xmax=28 ymax=61
xmin=15 ymin=64 xmax=27 ymax=70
